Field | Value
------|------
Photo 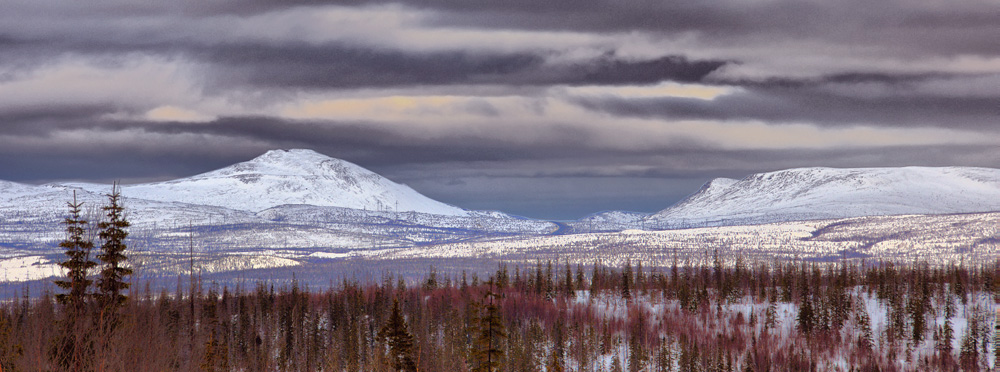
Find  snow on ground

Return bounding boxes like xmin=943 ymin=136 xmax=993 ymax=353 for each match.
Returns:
xmin=649 ymin=166 xmax=1000 ymax=228
xmin=0 ymin=256 xmax=62 ymax=282
xmin=564 ymin=288 xmax=997 ymax=371
xmin=371 ymin=212 xmax=1000 ymax=267
xmin=56 ymin=149 xmax=469 ymax=216
xmin=127 ymin=252 xmax=302 ymax=277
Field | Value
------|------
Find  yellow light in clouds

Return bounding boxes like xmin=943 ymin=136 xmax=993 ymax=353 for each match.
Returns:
xmin=282 ymin=96 xmax=467 ymax=121
xmin=565 ymin=82 xmax=734 ymax=100
xmin=145 ymin=106 xmax=215 ymax=122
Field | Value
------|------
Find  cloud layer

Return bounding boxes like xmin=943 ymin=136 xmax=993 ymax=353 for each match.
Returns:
xmin=1 ymin=0 xmax=998 ymax=218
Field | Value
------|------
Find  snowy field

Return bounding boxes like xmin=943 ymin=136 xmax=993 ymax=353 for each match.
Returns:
xmin=2 ymin=211 xmax=997 ymax=287
xmin=369 ymin=212 xmax=1000 ymax=267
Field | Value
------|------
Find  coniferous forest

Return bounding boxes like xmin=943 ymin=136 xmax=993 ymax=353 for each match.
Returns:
xmin=2 ymin=192 xmax=1000 ymax=371
xmin=2 ymin=257 xmax=1000 ymax=371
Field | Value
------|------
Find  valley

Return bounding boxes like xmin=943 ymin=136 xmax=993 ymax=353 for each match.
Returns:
xmin=1 ymin=150 xmax=998 ymax=289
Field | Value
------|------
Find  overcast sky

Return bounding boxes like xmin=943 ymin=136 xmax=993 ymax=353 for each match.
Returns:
xmin=1 ymin=0 xmax=998 ymax=219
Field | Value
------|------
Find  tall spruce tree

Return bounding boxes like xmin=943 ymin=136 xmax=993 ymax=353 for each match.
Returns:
xmin=797 ymin=270 xmax=815 ymax=336
xmin=54 ymin=191 xmax=97 ymax=311
xmin=548 ymin=317 xmax=565 ymax=372
xmin=938 ymin=295 xmax=955 ymax=364
xmin=622 ymin=261 xmax=633 ymax=300
xmin=96 ymin=183 xmax=132 ymax=316
xmin=472 ymin=284 xmax=505 ymax=372
xmin=52 ymin=191 xmax=98 ymax=372
xmin=379 ymin=299 xmax=417 ymax=372
xmin=655 ymin=338 xmax=673 ymax=372
xmin=628 ymin=330 xmax=648 ymax=372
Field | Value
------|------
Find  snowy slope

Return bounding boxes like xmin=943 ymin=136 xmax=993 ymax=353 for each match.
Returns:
xmin=0 ymin=180 xmax=61 ymax=204
xmin=648 ymin=167 xmax=1000 ymax=227
xmin=57 ymin=149 xmax=468 ymax=216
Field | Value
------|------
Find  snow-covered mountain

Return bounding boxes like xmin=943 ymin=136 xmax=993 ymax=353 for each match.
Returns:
xmin=648 ymin=166 xmax=1000 ymax=227
xmin=56 ymin=149 xmax=468 ymax=216
xmin=0 ymin=149 xmax=559 ymax=264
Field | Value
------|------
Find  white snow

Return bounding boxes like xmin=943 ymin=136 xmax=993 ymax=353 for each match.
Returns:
xmin=56 ymin=149 xmax=469 ymax=216
xmin=0 ymin=256 xmax=62 ymax=282
xmin=372 ymin=211 xmax=1000 ymax=266
xmin=649 ymin=166 xmax=1000 ymax=228
xmin=0 ymin=180 xmax=56 ymax=203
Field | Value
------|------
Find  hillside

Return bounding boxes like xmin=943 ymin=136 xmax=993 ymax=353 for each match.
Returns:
xmin=648 ymin=166 xmax=1000 ymax=228
xmin=55 ymin=149 xmax=468 ymax=216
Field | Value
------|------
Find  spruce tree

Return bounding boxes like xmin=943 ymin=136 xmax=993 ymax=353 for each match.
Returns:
xmin=959 ymin=312 xmax=980 ymax=370
xmin=54 ymin=191 xmax=97 ymax=312
xmin=622 ymin=261 xmax=633 ymax=300
xmin=797 ymin=271 xmax=815 ymax=336
xmin=545 ymin=260 xmax=555 ymax=299
xmin=548 ymin=318 xmax=565 ymax=372
xmin=51 ymin=191 xmax=99 ymax=371
xmin=855 ymin=296 xmax=873 ymax=353
xmin=379 ymin=299 xmax=417 ymax=372
xmin=764 ymin=301 xmax=777 ymax=332
xmin=534 ymin=261 xmax=544 ymax=295
xmin=96 ymin=183 xmax=132 ymax=316
xmin=628 ymin=331 xmax=648 ymax=372
xmin=611 ymin=355 xmax=624 ymax=372
xmin=472 ymin=285 xmax=505 ymax=372
xmin=564 ymin=261 xmax=574 ymax=297
xmin=635 ymin=260 xmax=645 ymax=295
xmin=655 ymin=338 xmax=673 ymax=372
xmin=496 ymin=262 xmax=509 ymax=290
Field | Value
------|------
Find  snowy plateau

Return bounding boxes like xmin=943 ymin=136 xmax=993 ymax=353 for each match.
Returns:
xmin=1 ymin=150 xmax=1000 ymax=289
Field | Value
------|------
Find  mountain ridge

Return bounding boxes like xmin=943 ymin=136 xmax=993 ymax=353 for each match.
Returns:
xmin=647 ymin=166 xmax=1000 ymax=228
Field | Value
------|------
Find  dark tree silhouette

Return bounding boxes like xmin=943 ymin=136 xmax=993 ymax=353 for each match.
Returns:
xmin=471 ymin=284 xmax=505 ymax=372
xmin=622 ymin=260 xmax=633 ymax=300
xmin=52 ymin=191 xmax=99 ymax=371
xmin=796 ymin=268 xmax=815 ymax=336
xmin=54 ymin=191 xmax=97 ymax=312
xmin=379 ymin=299 xmax=418 ymax=372
xmin=96 ymin=183 xmax=132 ymax=318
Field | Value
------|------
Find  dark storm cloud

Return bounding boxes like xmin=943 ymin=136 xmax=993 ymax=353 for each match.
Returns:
xmin=727 ymin=72 xmax=948 ymax=88
xmin=121 ymin=117 xmax=607 ymax=165
xmin=0 ymin=113 xmax=594 ymax=166
xmin=196 ymin=44 xmax=727 ymax=89
xmin=191 ymin=0 xmax=818 ymax=34
xmin=0 ymin=105 xmax=120 ymax=135
xmin=569 ymin=55 xmax=727 ymax=85
xmin=0 ymin=38 xmax=727 ymax=90
xmin=197 ymin=44 xmax=544 ymax=89
xmin=405 ymin=0 xmax=1000 ymax=55
xmin=571 ymin=77 xmax=1000 ymax=129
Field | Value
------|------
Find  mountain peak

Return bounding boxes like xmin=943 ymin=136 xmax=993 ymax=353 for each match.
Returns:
xmin=57 ymin=149 xmax=469 ymax=216
xmin=255 ymin=149 xmax=327 ymax=161
xmin=248 ymin=149 xmax=344 ymax=170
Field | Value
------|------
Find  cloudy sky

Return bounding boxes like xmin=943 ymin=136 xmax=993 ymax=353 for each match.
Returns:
xmin=1 ymin=0 xmax=998 ymax=219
